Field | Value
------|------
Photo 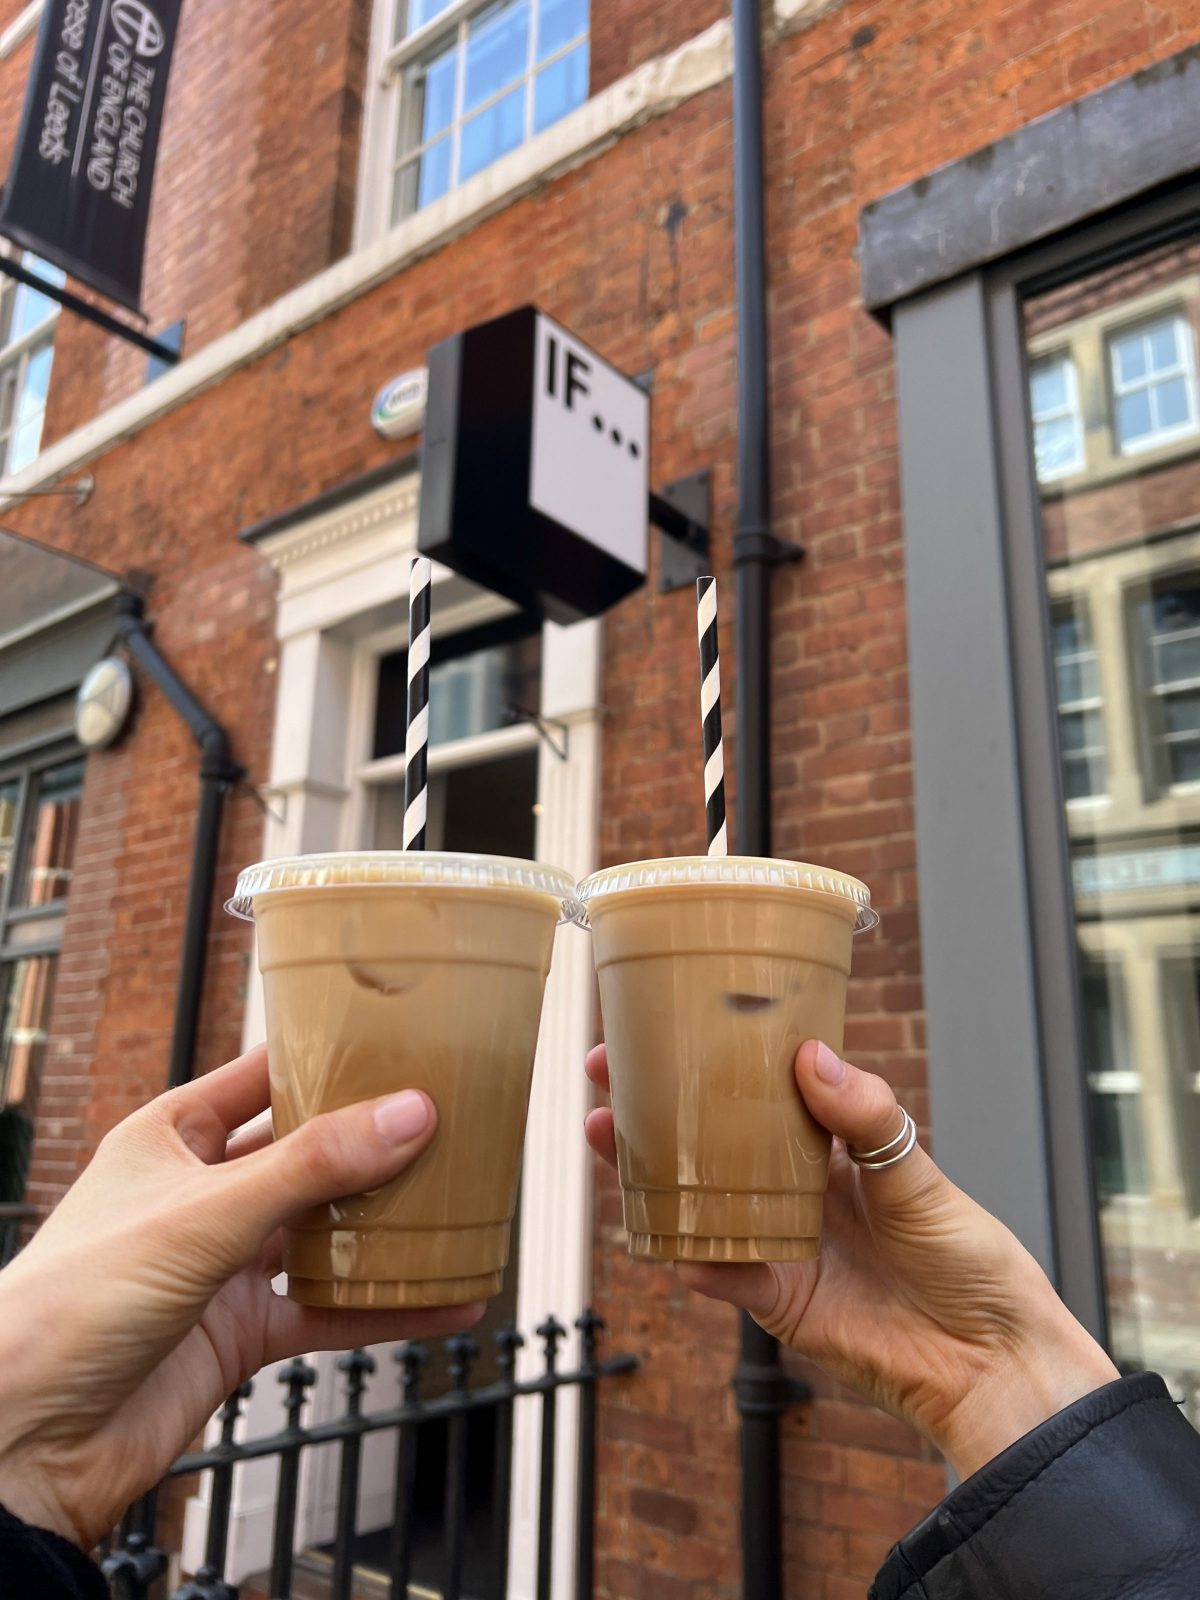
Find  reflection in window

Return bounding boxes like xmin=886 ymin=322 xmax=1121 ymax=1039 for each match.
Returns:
xmin=1080 ymin=959 xmax=1146 ymax=1200
xmin=388 ymin=0 xmax=588 ymax=222
xmin=0 ymin=780 xmax=17 ymax=898
xmin=0 ymin=955 xmax=58 ymax=1107
xmin=0 ymin=254 xmax=63 ymax=474
xmin=1137 ymin=579 xmax=1200 ymax=789
xmin=374 ymin=631 xmax=542 ymax=758
xmin=1161 ymin=958 xmax=1200 ymax=1219
xmin=11 ymin=757 xmax=84 ymax=907
xmin=1024 ymin=239 xmax=1200 ymax=1425
xmin=1051 ymin=603 xmax=1106 ymax=799
xmin=1110 ymin=315 xmax=1199 ymax=455
xmin=1030 ymin=354 xmax=1085 ymax=481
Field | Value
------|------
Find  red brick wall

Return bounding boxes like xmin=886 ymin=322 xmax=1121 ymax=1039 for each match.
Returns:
xmin=0 ymin=0 xmax=372 ymax=443
xmin=5 ymin=1 xmax=1200 ymax=1596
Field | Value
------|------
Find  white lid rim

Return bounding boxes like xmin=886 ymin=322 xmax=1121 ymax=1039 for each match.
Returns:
xmin=226 ymin=850 xmax=580 ymax=923
xmin=573 ymin=854 xmax=878 ymax=935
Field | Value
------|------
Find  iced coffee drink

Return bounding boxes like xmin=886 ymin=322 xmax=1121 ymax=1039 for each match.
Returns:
xmin=576 ymin=856 xmax=876 ymax=1263
xmin=228 ymin=852 xmax=576 ymax=1308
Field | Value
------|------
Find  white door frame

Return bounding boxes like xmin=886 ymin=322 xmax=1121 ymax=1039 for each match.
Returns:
xmin=185 ymin=470 xmax=599 ymax=1599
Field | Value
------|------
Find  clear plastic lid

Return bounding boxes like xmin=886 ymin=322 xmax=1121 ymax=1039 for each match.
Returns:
xmin=574 ymin=855 xmax=878 ymax=933
xmin=227 ymin=851 xmax=581 ymax=923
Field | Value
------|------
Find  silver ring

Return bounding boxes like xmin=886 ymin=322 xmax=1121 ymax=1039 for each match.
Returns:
xmin=849 ymin=1109 xmax=918 ymax=1170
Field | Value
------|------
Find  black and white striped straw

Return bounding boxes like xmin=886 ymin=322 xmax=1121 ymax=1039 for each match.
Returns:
xmin=696 ymin=575 xmax=728 ymax=857
xmin=402 ymin=556 xmax=432 ymax=851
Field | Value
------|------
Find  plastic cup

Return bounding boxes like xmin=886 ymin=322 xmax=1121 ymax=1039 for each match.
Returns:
xmin=575 ymin=856 xmax=877 ymax=1263
xmin=228 ymin=852 xmax=577 ymax=1308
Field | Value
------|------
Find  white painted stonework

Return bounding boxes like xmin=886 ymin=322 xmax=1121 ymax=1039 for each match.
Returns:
xmin=183 ymin=469 xmax=599 ymax=1599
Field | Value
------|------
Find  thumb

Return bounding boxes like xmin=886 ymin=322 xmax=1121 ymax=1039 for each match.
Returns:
xmin=215 ymin=1090 xmax=437 ymax=1255
xmin=795 ymin=1041 xmax=938 ymax=1210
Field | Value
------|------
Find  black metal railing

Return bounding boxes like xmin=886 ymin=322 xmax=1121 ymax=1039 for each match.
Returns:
xmin=102 ymin=1309 xmax=635 ymax=1600
xmin=0 ymin=1201 xmax=35 ymax=1268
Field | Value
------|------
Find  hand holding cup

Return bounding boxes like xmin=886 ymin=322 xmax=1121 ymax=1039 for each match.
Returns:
xmin=585 ymin=1040 xmax=1119 ymax=1479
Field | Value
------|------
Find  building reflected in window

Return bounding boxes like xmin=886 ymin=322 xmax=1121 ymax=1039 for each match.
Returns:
xmin=1026 ymin=235 xmax=1200 ymax=1416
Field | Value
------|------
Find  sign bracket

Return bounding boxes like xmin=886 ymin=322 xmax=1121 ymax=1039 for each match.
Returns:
xmin=0 ymin=254 xmax=181 ymax=367
xmin=653 ymin=472 xmax=712 ymax=592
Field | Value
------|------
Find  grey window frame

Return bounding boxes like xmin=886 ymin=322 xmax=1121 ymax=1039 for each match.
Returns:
xmin=892 ymin=181 xmax=1200 ymax=1345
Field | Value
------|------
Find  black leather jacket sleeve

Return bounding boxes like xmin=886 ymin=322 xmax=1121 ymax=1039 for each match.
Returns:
xmin=0 ymin=1502 xmax=107 ymax=1600
xmin=870 ymin=1373 xmax=1200 ymax=1599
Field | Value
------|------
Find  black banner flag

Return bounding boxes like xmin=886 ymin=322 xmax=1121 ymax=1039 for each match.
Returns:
xmin=0 ymin=0 xmax=183 ymax=312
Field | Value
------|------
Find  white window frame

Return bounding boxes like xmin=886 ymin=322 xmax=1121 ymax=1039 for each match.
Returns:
xmin=1140 ymin=577 xmax=1200 ymax=793
xmin=1030 ymin=351 xmax=1085 ymax=481
xmin=1109 ymin=312 xmax=1200 ymax=456
xmin=0 ymin=253 xmax=62 ymax=475
xmin=356 ymin=0 xmax=589 ymax=246
xmin=185 ymin=471 xmax=601 ymax=1600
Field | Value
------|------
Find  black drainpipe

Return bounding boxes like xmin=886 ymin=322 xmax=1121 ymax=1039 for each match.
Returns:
xmin=729 ymin=1 xmax=808 ymax=1597
xmin=114 ymin=592 xmax=245 ymax=1091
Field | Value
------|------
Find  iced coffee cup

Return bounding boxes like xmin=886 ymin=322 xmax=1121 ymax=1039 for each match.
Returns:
xmin=227 ymin=852 xmax=576 ymax=1308
xmin=576 ymin=856 xmax=876 ymax=1263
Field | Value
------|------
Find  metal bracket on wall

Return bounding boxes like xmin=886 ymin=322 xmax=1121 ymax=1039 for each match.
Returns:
xmin=651 ymin=471 xmax=712 ymax=592
xmin=506 ymin=703 xmax=569 ymax=761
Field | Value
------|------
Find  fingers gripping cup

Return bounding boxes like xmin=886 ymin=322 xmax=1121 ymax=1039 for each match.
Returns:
xmin=577 ymin=856 xmax=877 ymax=1264
xmin=228 ymin=852 xmax=577 ymax=1308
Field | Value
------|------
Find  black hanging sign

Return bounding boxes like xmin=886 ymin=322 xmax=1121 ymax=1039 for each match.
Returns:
xmin=0 ymin=0 xmax=183 ymax=312
xmin=419 ymin=307 xmax=651 ymax=625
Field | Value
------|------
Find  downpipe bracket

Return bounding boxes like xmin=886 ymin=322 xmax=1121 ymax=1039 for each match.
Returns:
xmin=733 ymin=1360 xmax=813 ymax=1417
xmin=732 ymin=531 xmax=805 ymax=568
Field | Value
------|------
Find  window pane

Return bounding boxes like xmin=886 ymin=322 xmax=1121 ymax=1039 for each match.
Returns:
xmin=7 ymin=418 xmax=41 ymax=474
xmin=16 ymin=341 xmax=52 ymax=423
xmin=1089 ymin=1090 xmax=1149 ymax=1198
xmin=1163 ymin=691 xmax=1200 ymax=736
xmin=1155 ymin=375 xmax=1192 ymax=431
xmin=459 ymin=83 xmax=526 ymax=180
xmin=1153 ymin=585 xmax=1200 ymax=633
xmin=1059 ymin=708 xmax=1088 ymax=753
xmin=1030 ymin=358 xmax=1069 ymax=415
xmin=1167 ymin=739 xmax=1200 ymax=786
xmin=1154 ymin=632 xmax=1200 ymax=684
xmin=1062 ymin=753 xmax=1096 ymax=800
xmin=392 ymin=137 xmax=453 ymax=220
xmin=533 ymin=39 xmax=586 ymax=132
xmin=464 ymin=0 xmax=530 ymax=112
xmin=1116 ymin=388 xmax=1153 ymax=446
xmin=0 ymin=779 xmax=19 ymax=898
xmin=1112 ymin=331 xmax=1147 ymax=385
xmin=0 ymin=955 xmax=58 ymax=1108
xmin=537 ymin=0 xmax=587 ymax=58
xmin=372 ymin=747 xmax=538 ymax=858
xmin=1147 ymin=320 xmax=1180 ymax=373
xmin=1035 ymin=415 xmax=1079 ymax=477
xmin=401 ymin=0 xmax=456 ymax=38
xmin=10 ymin=757 xmax=84 ymax=907
xmin=1024 ymin=239 xmax=1200 ymax=1402
xmin=373 ymin=631 xmax=542 ymax=757
xmin=1055 ymin=652 xmax=1100 ymax=704
xmin=0 ymin=361 xmax=18 ymax=442
xmin=1052 ymin=609 xmax=1089 ymax=654
xmin=420 ymin=50 xmax=458 ymax=140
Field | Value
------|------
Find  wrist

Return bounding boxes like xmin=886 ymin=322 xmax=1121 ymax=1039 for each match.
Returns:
xmin=0 ymin=1456 xmax=82 ymax=1547
xmin=935 ymin=1310 xmax=1119 ymax=1479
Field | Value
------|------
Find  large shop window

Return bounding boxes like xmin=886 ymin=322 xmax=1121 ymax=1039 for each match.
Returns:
xmin=0 ymin=749 xmax=83 ymax=1260
xmin=0 ymin=254 xmax=64 ymax=474
xmin=1021 ymin=227 xmax=1200 ymax=1407
xmin=375 ymin=0 xmax=589 ymax=223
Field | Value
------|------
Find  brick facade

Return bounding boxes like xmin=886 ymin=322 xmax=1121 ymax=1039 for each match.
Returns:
xmin=2 ymin=0 xmax=1199 ymax=1593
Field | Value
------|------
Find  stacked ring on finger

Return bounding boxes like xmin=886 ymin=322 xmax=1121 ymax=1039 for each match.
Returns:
xmin=848 ymin=1108 xmax=918 ymax=1170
